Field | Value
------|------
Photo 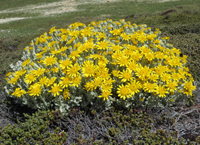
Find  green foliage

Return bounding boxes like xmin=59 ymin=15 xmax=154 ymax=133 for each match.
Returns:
xmin=0 ymin=110 xmax=68 ymax=144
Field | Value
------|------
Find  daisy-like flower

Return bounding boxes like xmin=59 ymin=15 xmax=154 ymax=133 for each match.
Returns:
xmin=12 ymin=88 xmax=26 ymax=98
xmin=127 ymin=80 xmax=141 ymax=95
xmin=171 ymin=72 xmax=181 ymax=82
xmin=118 ymin=69 xmax=133 ymax=82
xmin=49 ymin=83 xmax=62 ymax=97
xmin=166 ymin=80 xmax=178 ymax=93
xmin=127 ymin=61 xmax=138 ymax=71
xmin=28 ymin=83 xmax=42 ymax=97
xmin=94 ymin=77 xmax=102 ymax=89
xmin=34 ymin=68 xmax=45 ymax=77
xmin=82 ymin=60 xmax=96 ymax=78
xmin=110 ymin=29 xmax=121 ymax=35
xmin=51 ymin=67 xmax=59 ymax=73
xmin=183 ymin=81 xmax=196 ymax=96
xmin=112 ymin=70 xmax=120 ymax=77
xmin=59 ymin=59 xmax=72 ymax=70
xmin=22 ymin=58 xmax=31 ymax=67
xmin=112 ymin=50 xmax=122 ymax=61
xmin=117 ymin=84 xmax=131 ymax=100
xmin=38 ymin=76 xmax=48 ymax=87
xmin=143 ymin=82 xmax=156 ymax=93
xmin=70 ymin=75 xmax=82 ymax=87
xmin=67 ymin=63 xmax=81 ymax=77
xmin=149 ymin=73 xmax=159 ymax=82
xmin=15 ymin=69 xmax=26 ymax=77
xmin=97 ymin=40 xmax=110 ymax=50
xmin=99 ymin=68 xmax=110 ymax=80
xmin=98 ymin=90 xmax=112 ymax=101
xmin=8 ymin=76 xmax=19 ymax=85
xmin=69 ymin=50 xmax=80 ymax=60
xmin=121 ymin=32 xmax=130 ymax=41
xmin=135 ymin=65 xmax=151 ymax=81
xmin=59 ymin=76 xmax=71 ymax=88
xmin=145 ymin=52 xmax=155 ymax=62
xmin=160 ymin=73 xmax=171 ymax=83
xmin=84 ymin=81 xmax=95 ymax=92
xmin=154 ymin=65 xmax=167 ymax=76
xmin=118 ymin=55 xmax=129 ymax=67
xmin=63 ymin=89 xmax=70 ymax=100
xmin=130 ymin=50 xmax=142 ymax=61
xmin=155 ymin=84 xmax=169 ymax=98
xmin=111 ymin=44 xmax=123 ymax=51
xmin=46 ymin=77 xmax=57 ymax=87
xmin=43 ymin=55 xmax=57 ymax=66
xmin=24 ymin=73 xmax=36 ymax=84
xmin=101 ymin=83 xmax=112 ymax=92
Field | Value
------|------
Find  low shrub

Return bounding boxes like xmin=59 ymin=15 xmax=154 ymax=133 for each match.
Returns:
xmin=4 ymin=19 xmax=196 ymax=115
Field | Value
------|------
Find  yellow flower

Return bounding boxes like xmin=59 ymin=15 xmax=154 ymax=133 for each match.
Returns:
xmin=98 ymin=90 xmax=112 ymax=101
xmin=117 ymin=84 xmax=131 ymax=100
xmin=166 ymin=81 xmax=178 ymax=93
xmin=99 ymin=68 xmax=110 ymax=80
xmin=84 ymin=81 xmax=95 ymax=92
xmin=35 ymin=68 xmax=45 ymax=77
xmin=51 ymin=67 xmax=59 ymax=73
xmin=43 ymin=56 xmax=57 ymax=66
xmin=171 ymin=72 xmax=181 ymax=82
xmin=118 ymin=55 xmax=129 ymax=67
xmin=59 ymin=76 xmax=71 ymax=88
xmin=183 ymin=81 xmax=196 ymax=96
xmin=145 ymin=52 xmax=155 ymax=62
xmin=12 ymin=88 xmax=26 ymax=98
xmin=63 ymin=89 xmax=70 ymax=100
xmin=24 ymin=73 xmax=36 ymax=84
xmin=135 ymin=65 xmax=151 ymax=81
xmin=6 ymin=72 xmax=12 ymax=77
xmin=82 ymin=60 xmax=96 ymax=78
xmin=69 ymin=50 xmax=80 ymax=60
xmin=46 ymin=77 xmax=57 ymax=87
xmin=15 ymin=69 xmax=26 ymax=77
xmin=67 ymin=63 xmax=81 ymax=77
xmin=22 ymin=58 xmax=31 ymax=66
xmin=120 ymin=32 xmax=130 ymax=41
xmin=160 ymin=73 xmax=171 ymax=83
xmin=154 ymin=65 xmax=167 ymax=76
xmin=110 ymin=29 xmax=121 ymax=35
xmin=155 ymin=84 xmax=168 ymax=98
xmin=49 ymin=26 xmax=56 ymax=34
xmin=38 ymin=76 xmax=48 ymax=87
xmin=96 ymin=32 xmax=106 ymax=40
xmin=119 ymin=69 xmax=133 ymax=82
xmin=130 ymin=50 xmax=142 ymax=61
xmin=112 ymin=70 xmax=120 ymax=77
xmin=127 ymin=80 xmax=141 ymax=95
xmin=97 ymin=40 xmax=110 ymax=50
xmin=143 ymin=82 xmax=156 ymax=93
xmin=70 ymin=75 xmax=82 ymax=87
xmin=59 ymin=59 xmax=72 ymax=70
xmin=149 ymin=73 xmax=159 ymax=82
xmin=49 ymin=83 xmax=62 ymax=97
xmin=28 ymin=83 xmax=42 ymax=97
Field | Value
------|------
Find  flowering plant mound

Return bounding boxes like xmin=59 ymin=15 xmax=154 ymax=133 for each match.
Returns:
xmin=4 ymin=19 xmax=196 ymax=114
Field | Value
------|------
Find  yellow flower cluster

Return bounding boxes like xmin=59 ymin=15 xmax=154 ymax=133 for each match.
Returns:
xmin=5 ymin=19 xmax=196 ymax=110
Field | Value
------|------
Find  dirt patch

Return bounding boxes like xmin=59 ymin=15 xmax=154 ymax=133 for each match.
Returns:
xmin=0 ymin=17 xmax=27 ymax=24
xmin=0 ymin=0 xmax=180 ymax=24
